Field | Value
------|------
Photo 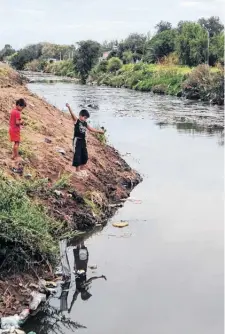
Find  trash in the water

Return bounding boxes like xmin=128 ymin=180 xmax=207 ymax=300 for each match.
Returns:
xmin=45 ymin=281 xmax=57 ymax=288
xmin=0 ymin=314 xmax=21 ymax=329
xmin=121 ymin=198 xmax=142 ymax=204
xmin=89 ymin=264 xmax=97 ymax=270
xmin=108 ymin=203 xmax=123 ymax=208
xmin=76 ymin=269 xmax=85 ymax=275
xmin=112 ymin=221 xmax=129 ymax=228
xmin=29 ymin=291 xmax=47 ymax=311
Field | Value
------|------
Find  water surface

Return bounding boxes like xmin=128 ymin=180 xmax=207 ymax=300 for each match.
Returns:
xmin=24 ymin=80 xmax=224 ymax=334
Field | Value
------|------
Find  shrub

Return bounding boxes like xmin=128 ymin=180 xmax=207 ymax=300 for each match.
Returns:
xmin=107 ymin=57 xmax=123 ymax=72
xmin=183 ymin=64 xmax=224 ymax=104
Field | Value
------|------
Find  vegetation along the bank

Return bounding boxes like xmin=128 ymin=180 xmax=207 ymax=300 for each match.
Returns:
xmin=0 ymin=16 xmax=224 ymax=102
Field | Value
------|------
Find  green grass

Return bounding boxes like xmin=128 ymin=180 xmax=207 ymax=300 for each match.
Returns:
xmin=0 ymin=173 xmax=62 ymax=271
xmin=52 ymin=173 xmax=72 ymax=190
xmin=95 ymin=63 xmax=223 ymax=102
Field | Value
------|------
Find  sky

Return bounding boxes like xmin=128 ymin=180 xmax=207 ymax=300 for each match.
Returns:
xmin=0 ymin=0 xmax=224 ymax=49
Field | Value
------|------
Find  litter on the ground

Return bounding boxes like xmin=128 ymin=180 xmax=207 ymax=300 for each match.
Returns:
xmin=24 ymin=173 xmax=32 ymax=179
xmin=56 ymin=147 xmax=66 ymax=155
xmin=11 ymin=167 xmax=23 ymax=175
xmin=54 ymin=190 xmax=63 ymax=197
xmin=44 ymin=138 xmax=52 ymax=144
xmin=0 ymin=314 xmax=21 ymax=329
xmin=112 ymin=221 xmax=129 ymax=228
xmin=29 ymin=291 xmax=47 ymax=311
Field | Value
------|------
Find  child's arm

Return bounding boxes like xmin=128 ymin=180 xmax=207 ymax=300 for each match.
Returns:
xmin=87 ymin=125 xmax=105 ymax=134
xmin=66 ymin=103 xmax=77 ymax=122
xmin=16 ymin=119 xmax=23 ymax=125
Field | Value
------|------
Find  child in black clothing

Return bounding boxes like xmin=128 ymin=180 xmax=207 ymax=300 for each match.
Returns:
xmin=66 ymin=103 xmax=104 ymax=176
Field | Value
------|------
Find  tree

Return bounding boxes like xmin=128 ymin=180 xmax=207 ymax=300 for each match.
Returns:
xmin=0 ymin=44 xmax=15 ymax=61
xmin=122 ymin=50 xmax=133 ymax=64
xmin=198 ymin=16 xmax=224 ymax=37
xmin=10 ymin=43 xmax=43 ymax=70
xmin=107 ymin=57 xmax=122 ymax=72
xmin=209 ymin=32 xmax=224 ymax=65
xmin=176 ymin=22 xmax=207 ymax=66
xmin=144 ymin=30 xmax=177 ymax=63
xmin=155 ymin=21 xmax=172 ymax=33
xmin=115 ymin=33 xmax=146 ymax=61
xmin=73 ymin=40 xmax=101 ymax=83
xmin=96 ymin=60 xmax=108 ymax=73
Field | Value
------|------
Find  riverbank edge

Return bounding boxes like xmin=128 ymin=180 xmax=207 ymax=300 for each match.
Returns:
xmin=0 ymin=65 xmax=142 ymax=320
xmin=21 ymin=61 xmax=224 ymax=106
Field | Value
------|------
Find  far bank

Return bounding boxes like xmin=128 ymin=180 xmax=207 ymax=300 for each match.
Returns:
xmin=23 ymin=60 xmax=224 ymax=105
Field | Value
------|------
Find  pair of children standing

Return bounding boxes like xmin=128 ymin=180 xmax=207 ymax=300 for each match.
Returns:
xmin=9 ymin=100 xmax=104 ymax=175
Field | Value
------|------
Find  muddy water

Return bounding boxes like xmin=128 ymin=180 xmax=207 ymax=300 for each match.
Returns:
xmin=24 ymin=80 xmax=223 ymax=334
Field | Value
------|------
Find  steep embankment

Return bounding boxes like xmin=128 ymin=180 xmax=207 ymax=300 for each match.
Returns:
xmin=0 ymin=64 xmax=141 ymax=316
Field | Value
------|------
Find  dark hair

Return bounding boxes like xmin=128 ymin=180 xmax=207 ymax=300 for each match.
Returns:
xmin=79 ymin=109 xmax=90 ymax=118
xmin=16 ymin=98 xmax=27 ymax=108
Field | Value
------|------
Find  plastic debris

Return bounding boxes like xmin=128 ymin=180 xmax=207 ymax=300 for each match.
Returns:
xmin=29 ymin=283 xmax=39 ymax=290
xmin=55 ymin=266 xmax=63 ymax=276
xmin=0 ymin=314 xmax=21 ymax=329
xmin=24 ymin=174 xmax=32 ymax=179
xmin=19 ymin=309 xmax=30 ymax=321
xmin=112 ymin=221 xmax=129 ymax=228
xmin=88 ymin=265 xmax=97 ymax=270
xmin=56 ymin=147 xmax=66 ymax=155
xmin=76 ymin=269 xmax=85 ymax=276
xmin=54 ymin=190 xmax=63 ymax=197
xmin=46 ymin=281 xmax=57 ymax=288
xmin=29 ymin=291 xmax=46 ymax=311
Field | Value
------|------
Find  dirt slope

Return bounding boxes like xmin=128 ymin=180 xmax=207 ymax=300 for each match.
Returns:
xmin=0 ymin=64 xmax=141 ymax=226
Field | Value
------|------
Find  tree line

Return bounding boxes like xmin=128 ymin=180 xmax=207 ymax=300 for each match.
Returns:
xmin=0 ymin=16 xmax=223 ymax=83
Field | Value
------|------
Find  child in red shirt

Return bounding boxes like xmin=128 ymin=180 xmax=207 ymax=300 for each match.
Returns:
xmin=9 ymin=98 xmax=26 ymax=161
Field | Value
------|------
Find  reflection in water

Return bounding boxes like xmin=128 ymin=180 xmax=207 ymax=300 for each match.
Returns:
xmin=24 ymin=239 xmax=106 ymax=333
xmin=68 ymin=242 xmax=107 ymax=312
xmin=23 ymin=305 xmax=86 ymax=333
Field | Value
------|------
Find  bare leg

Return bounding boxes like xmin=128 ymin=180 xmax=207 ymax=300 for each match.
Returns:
xmin=76 ymin=166 xmax=81 ymax=172
xmin=12 ymin=142 xmax=19 ymax=160
xmin=80 ymin=164 xmax=87 ymax=170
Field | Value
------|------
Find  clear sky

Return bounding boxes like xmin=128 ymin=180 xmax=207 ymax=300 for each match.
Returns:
xmin=0 ymin=0 xmax=223 ymax=49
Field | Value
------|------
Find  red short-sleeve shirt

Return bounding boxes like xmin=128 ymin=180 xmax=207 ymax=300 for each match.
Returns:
xmin=9 ymin=109 xmax=21 ymax=132
xmin=9 ymin=109 xmax=21 ymax=142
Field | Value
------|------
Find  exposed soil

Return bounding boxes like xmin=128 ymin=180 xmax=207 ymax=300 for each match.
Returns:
xmin=0 ymin=64 xmax=141 ymax=317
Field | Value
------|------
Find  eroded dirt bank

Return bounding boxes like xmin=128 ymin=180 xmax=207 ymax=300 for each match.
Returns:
xmin=0 ymin=65 xmax=141 ymax=317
